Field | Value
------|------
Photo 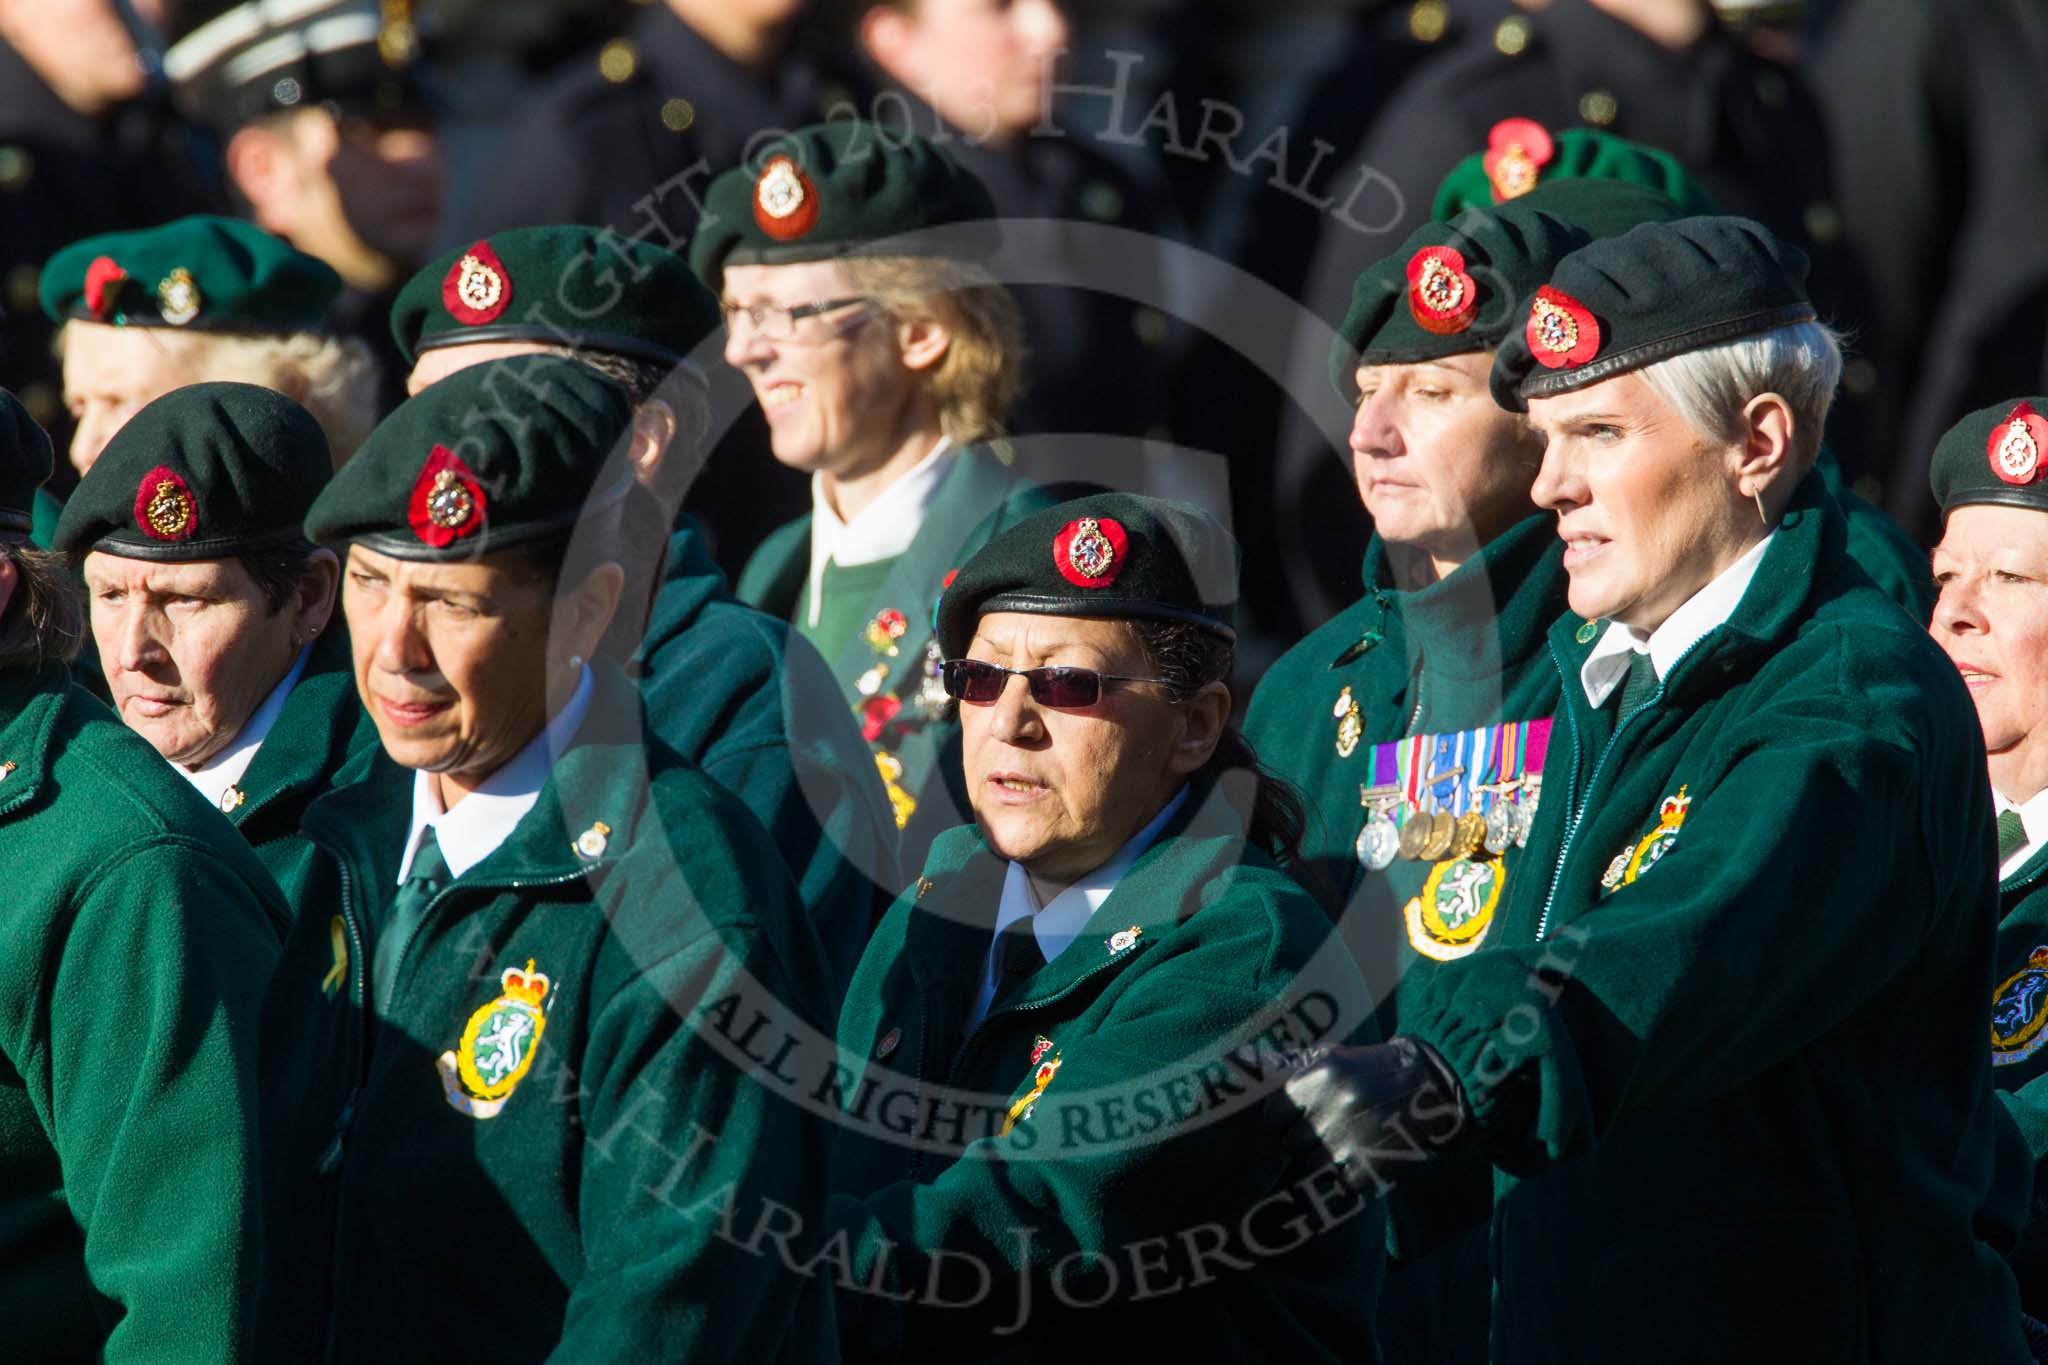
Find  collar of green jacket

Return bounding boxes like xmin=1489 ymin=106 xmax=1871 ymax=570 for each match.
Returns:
xmin=234 ymin=626 xmax=374 ymax=828
xmin=303 ymin=660 xmax=654 ymax=892
xmin=901 ymin=776 xmax=1275 ymax=1007
xmin=1545 ymin=466 xmax=1842 ymax=712
xmin=637 ymin=516 xmax=725 ymax=658
xmin=1360 ymin=512 xmax=1567 ymax=684
xmin=0 ymin=661 xmax=72 ymax=819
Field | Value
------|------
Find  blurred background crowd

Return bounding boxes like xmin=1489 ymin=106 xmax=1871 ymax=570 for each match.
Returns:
xmin=3 ymin=0 xmax=2039 ymax=671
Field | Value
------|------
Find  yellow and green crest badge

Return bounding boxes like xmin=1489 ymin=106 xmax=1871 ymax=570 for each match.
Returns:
xmin=1992 ymin=947 xmax=2048 ymax=1067
xmin=436 ymin=959 xmax=552 ymax=1119
xmin=1405 ymin=856 xmax=1505 ymax=961
xmin=1600 ymin=786 xmax=1691 ymax=894
xmin=999 ymin=1050 xmax=1062 ymax=1137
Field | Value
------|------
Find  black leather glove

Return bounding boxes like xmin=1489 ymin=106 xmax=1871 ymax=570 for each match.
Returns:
xmin=1271 ymin=1037 xmax=1471 ymax=1190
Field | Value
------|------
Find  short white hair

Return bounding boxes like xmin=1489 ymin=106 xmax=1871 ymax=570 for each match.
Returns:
xmin=1635 ymin=320 xmax=1844 ymax=469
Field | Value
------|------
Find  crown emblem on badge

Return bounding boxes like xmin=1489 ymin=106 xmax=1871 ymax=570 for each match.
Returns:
xmin=753 ymin=155 xmax=820 ymax=241
xmin=1484 ymin=118 xmax=1554 ymax=202
xmin=1054 ymin=515 xmax=1129 ymax=588
xmin=443 ymin=241 xmax=511 ymax=325
xmin=1990 ymin=401 xmax=2048 ymax=486
xmin=157 ymin=268 xmax=201 ymax=326
xmin=135 ymin=465 xmax=197 ymax=541
xmin=83 ymin=255 xmax=127 ymax=319
xmin=408 ymin=444 xmax=486 ymax=547
xmin=500 ymin=960 xmax=550 ymax=1006
xmin=1527 ymin=285 xmax=1600 ymax=369
xmin=1407 ymin=245 xmax=1478 ymax=335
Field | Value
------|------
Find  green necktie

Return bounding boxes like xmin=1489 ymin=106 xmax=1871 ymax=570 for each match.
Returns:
xmin=374 ymin=827 xmax=449 ymax=1015
xmin=1999 ymin=809 xmax=2029 ymax=864
xmin=1616 ymin=650 xmax=1659 ymax=717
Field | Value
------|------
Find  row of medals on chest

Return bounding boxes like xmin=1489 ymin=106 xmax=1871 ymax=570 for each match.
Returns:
xmin=1355 ymin=769 xmax=1541 ymax=872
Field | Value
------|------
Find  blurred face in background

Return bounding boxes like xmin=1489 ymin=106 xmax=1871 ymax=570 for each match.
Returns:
xmin=228 ymin=108 xmax=443 ymax=292
xmin=61 ymin=323 xmax=203 ymax=477
xmin=861 ymin=0 xmax=1071 ymax=143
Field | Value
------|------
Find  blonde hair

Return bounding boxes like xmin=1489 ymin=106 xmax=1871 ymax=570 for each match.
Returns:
xmin=62 ymin=324 xmax=380 ymax=467
xmin=836 ymin=255 xmax=1023 ymax=445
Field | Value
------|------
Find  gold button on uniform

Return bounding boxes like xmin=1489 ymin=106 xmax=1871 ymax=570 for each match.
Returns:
xmin=1495 ymin=16 xmax=1532 ymax=55
xmin=0 ymin=146 xmax=32 ymax=192
xmin=660 ymin=98 xmax=695 ymax=132
xmin=598 ymin=40 xmax=637 ymax=84
xmin=1411 ymin=0 xmax=1448 ymax=43
xmin=1579 ymin=90 xmax=1619 ymax=126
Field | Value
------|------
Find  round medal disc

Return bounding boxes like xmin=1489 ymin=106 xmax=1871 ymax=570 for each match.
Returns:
xmin=1451 ymin=811 xmax=1487 ymax=859
xmin=1397 ymin=813 xmax=1429 ymax=861
xmin=1510 ymin=797 xmax=1536 ymax=848
xmin=1357 ymin=813 xmax=1400 ymax=871
xmin=1419 ymin=811 xmax=1456 ymax=861
xmin=1483 ymin=804 xmax=1512 ymax=855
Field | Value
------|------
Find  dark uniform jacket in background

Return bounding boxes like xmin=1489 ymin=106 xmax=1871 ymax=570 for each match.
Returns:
xmin=255 ymin=665 xmax=837 ymax=1362
xmin=0 ymin=664 xmax=282 ymax=1362
xmin=828 ymin=781 xmax=1385 ymax=1363
xmin=737 ymin=446 xmax=1054 ymax=872
xmin=223 ymin=626 xmax=377 ymax=909
xmin=638 ymin=517 xmax=902 ymax=993
xmin=1404 ymin=475 xmax=2030 ymax=1363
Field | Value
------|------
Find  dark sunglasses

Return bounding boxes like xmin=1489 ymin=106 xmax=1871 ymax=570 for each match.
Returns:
xmin=940 ymin=659 xmax=1186 ymax=708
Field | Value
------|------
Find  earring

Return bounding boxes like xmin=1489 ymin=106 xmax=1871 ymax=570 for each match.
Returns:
xmin=567 ymin=654 xmax=584 ymax=672
xmin=1752 ymin=488 xmax=1769 ymax=526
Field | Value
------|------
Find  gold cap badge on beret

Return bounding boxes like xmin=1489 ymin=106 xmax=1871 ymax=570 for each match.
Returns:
xmin=443 ymin=240 xmax=511 ymax=325
xmin=135 ymin=465 xmax=197 ymax=542
xmin=408 ymin=444 xmax=486 ymax=547
xmin=753 ymin=155 xmax=820 ymax=241
xmin=83 ymin=255 xmax=127 ymax=320
xmin=1484 ymin=118 xmax=1554 ymax=202
xmin=157 ymin=268 xmax=201 ymax=326
xmin=1054 ymin=516 xmax=1128 ymax=588
xmin=1527 ymin=285 xmax=1600 ymax=369
xmin=1990 ymin=401 xmax=2048 ymax=486
xmin=1407 ymin=245 xmax=1478 ymax=335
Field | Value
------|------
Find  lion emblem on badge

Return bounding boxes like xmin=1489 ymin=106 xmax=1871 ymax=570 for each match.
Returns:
xmin=1992 ymin=948 xmax=2048 ymax=1067
xmin=436 ymin=960 xmax=552 ymax=1119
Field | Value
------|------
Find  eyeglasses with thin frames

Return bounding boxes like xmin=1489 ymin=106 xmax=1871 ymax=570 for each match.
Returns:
xmin=719 ymin=296 xmax=872 ymax=342
xmin=941 ymin=659 xmax=1188 ymax=709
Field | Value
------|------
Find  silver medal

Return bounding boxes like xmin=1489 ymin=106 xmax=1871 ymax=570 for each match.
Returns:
xmin=1356 ymin=812 xmax=1400 ymax=871
xmin=1483 ymin=802 xmax=1512 ymax=855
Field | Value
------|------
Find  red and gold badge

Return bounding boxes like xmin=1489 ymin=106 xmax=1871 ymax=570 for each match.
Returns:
xmin=443 ymin=241 xmax=512 ymax=326
xmin=860 ymin=694 xmax=902 ymax=743
xmin=1526 ymin=285 xmax=1600 ymax=369
xmin=1406 ymin=245 xmax=1478 ymax=335
xmin=83 ymin=255 xmax=127 ymax=319
xmin=134 ymin=465 xmax=197 ymax=541
xmin=408 ymin=444 xmax=487 ymax=547
xmin=1053 ymin=516 xmax=1128 ymax=588
xmin=753 ymin=155 xmax=820 ymax=241
xmin=1484 ymin=118 xmax=1553 ymax=202
xmin=1989 ymin=401 xmax=2048 ymax=486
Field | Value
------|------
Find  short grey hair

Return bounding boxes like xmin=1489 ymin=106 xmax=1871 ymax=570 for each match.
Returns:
xmin=1635 ymin=320 xmax=1844 ymax=469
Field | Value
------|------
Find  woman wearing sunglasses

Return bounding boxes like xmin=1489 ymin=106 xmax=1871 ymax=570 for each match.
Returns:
xmin=823 ymin=493 xmax=1385 ymax=1362
xmin=692 ymin=122 xmax=1052 ymax=866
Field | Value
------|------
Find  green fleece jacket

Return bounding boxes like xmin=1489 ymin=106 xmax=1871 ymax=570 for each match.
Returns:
xmin=1988 ymin=846 xmax=2048 ymax=1315
xmin=1403 ymin=473 xmax=2029 ymax=1363
xmin=827 ymin=782 xmax=1385 ymax=1364
xmin=640 ymin=517 xmax=902 ymax=994
xmin=0 ymin=663 xmax=283 ymax=1362
xmin=225 ymin=627 xmax=377 ymax=909
xmin=255 ymin=664 xmax=839 ymax=1363
xmin=737 ymin=446 xmax=1054 ymax=872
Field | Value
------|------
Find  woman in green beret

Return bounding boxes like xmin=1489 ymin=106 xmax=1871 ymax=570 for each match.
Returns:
xmin=693 ymin=122 xmax=1054 ymax=866
xmin=53 ymin=382 xmax=371 ymax=903
xmin=257 ymin=356 xmax=837 ymax=1361
xmin=1279 ymin=217 xmax=2031 ymax=1362
xmin=827 ymin=492 xmax=1384 ymax=1362
xmin=0 ymin=387 xmax=286 ymax=1360
xmin=1927 ymin=395 xmax=2048 ymax=1327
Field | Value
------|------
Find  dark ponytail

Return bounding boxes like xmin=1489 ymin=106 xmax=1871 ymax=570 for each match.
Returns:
xmin=1127 ymin=618 xmax=1311 ymax=869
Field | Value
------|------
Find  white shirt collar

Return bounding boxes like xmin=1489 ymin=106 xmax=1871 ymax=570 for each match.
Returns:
xmin=1996 ymin=785 xmax=2048 ymax=880
xmin=397 ymin=666 xmax=596 ymax=884
xmin=180 ymin=644 xmax=311 ymax=812
xmin=1580 ymin=532 xmax=1775 ymax=708
xmin=970 ymin=785 xmax=1189 ymax=1029
xmin=804 ymin=435 xmax=955 ymax=628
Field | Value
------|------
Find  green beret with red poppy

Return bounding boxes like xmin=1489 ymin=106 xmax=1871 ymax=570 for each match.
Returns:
xmin=40 ymin=216 xmax=340 ymax=333
xmin=935 ymin=492 xmax=1237 ymax=658
xmin=53 ymin=383 xmax=329 ymax=561
xmin=688 ymin=122 xmax=999 ymax=291
xmin=1931 ymin=396 xmax=2048 ymax=516
xmin=1487 ymin=216 xmax=1816 ymax=412
xmin=1431 ymin=118 xmax=1721 ymax=224
xmin=304 ymin=356 xmax=633 ymax=562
